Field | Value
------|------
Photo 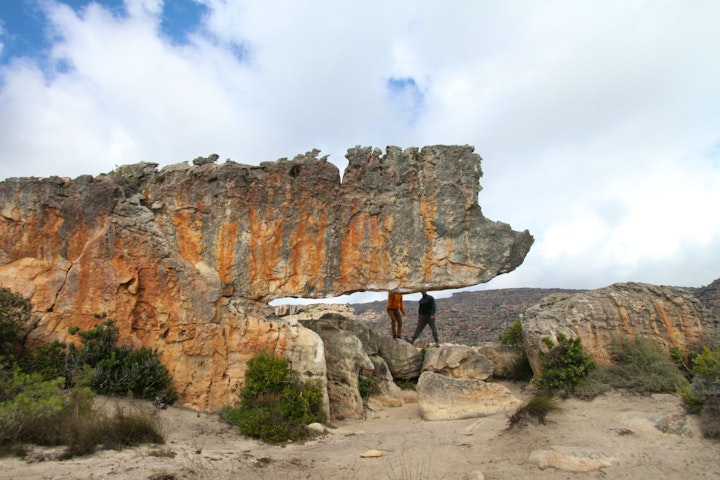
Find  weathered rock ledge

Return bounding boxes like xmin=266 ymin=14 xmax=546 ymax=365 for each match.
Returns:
xmin=0 ymin=145 xmax=532 ymax=411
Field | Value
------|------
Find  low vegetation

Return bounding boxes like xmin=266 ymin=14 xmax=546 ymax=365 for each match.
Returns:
xmin=533 ymin=333 xmax=595 ymax=397
xmin=507 ymin=393 xmax=561 ymax=429
xmin=19 ymin=315 xmax=177 ymax=403
xmin=498 ymin=319 xmax=533 ymax=381
xmin=574 ymin=336 xmax=685 ymax=399
xmin=498 ymin=319 xmax=524 ymax=348
xmin=359 ymin=376 xmax=373 ymax=401
xmin=221 ymin=351 xmax=326 ymax=444
xmin=0 ymin=288 xmax=169 ymax=457
xmin=497 ymin=315 xmax=720 ymax=439
xmin=676 ymin=343 xmax=720 ymax=438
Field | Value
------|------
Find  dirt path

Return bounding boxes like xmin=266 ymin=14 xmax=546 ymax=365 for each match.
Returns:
xmin=1 ymin=384 xmax=719 ymax=480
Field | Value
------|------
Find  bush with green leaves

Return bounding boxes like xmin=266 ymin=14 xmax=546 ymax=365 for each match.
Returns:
xmin=20 ymin=317 xmax=177 ymax=403
xmin=678 ymin=345 xmax=720 ymax=410
xmin=675 ymin=344 xmax=720 ymax=439
xmin=359 ymin=377 xmax=373 ymax=401
xmin=497 ymin=319 xmax=533 ymax=380
xmin=221 ymin=351 xmax=326 ymax=444
xmin=533 ymin=333 xmax=594 ymax=397
xmin=573 ymin=336 xmax=684 ymax=400
xmin=605 ymin=336 xmax=683 ymax=394
xmin=499 ymin=319 xmax=524 ymax=348
xmin=0 ymin=367 xmax=164 ymax=457
xmin=0 ymin=288 xmax=32 ymax=361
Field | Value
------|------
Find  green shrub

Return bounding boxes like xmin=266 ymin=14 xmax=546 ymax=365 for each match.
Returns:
xmin=17 ymin=340 xmax=72 ymax=381
xmin=572 ymin=367 xmax=611 ymax=399
xmin=507 ymin=393 xmax=561 ymax=429
xmin=677 ymin=343 xmax=720 ymax=439
xmin=533 ymin=333 xmax=594 ymax=397
xmin=0 ymin=369 xmax=69 ymax=446
xmin=20 ymin=317 xmax=177 ymax=403
xmin=359 ymin=377 xmax=373 ymax=400
xmin=678 ymin=345 xmax=720 ymax=414
xmin=0 ymin=288 xmax=32 ymax=360
xmin=603 ymin=337 xmax=683 ymax=394
xmin=496 ymin=319 xmax=533 ymax=380
xmin=499 ymin=319 xmax=524 ymax=348
xmin=394 ymin=378 xmax=417 ymax=390
xmin=573 ymin=337 xmax=683 ymax=400
xmin=221 ymin=352 xmax=326 ymax=444
xmin=700 ymin=394 xmax=720 ymax=439
xmin=0 ymin=367 xmax=164 ymax=457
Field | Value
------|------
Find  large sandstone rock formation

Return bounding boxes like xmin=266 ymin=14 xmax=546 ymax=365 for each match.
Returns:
xmin=0 ymin=145 xmax=532 ymax=411
xmin=522 ymin=282 xmax=715 ymax=375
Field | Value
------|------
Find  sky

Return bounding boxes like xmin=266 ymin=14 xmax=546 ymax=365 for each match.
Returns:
xmin=1 ymin=0 xmax=719 ymax=305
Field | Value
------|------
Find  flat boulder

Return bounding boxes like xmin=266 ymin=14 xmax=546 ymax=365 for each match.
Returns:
xmin=416 ymin=371 xmax=520 ymax=421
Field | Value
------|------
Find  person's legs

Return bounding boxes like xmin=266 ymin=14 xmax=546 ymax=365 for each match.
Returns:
xmin=428 ymin=317 xmax=439 ymax=343
xmin=387 ymin=309 xmax=401 ymax=338
xmin=410 ymin=314 xmax=429 ymax=343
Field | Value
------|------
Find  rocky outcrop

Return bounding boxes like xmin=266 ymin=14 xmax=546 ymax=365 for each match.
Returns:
xmin=416 ymin=371 xmax=520 ymax=420
xmin=378 ymin=337 xmax=423 ymax=380
xmin=367 ymin=355 xmax=404 ymax=406
xmin=522 ymin=282 xmax=714 ymax=375
xmin=309 ymin=324 xmax=373 ymax=419
xmin=298 ymin=312 xmax=408 ymax=413
xmin=691 ymin=278 xmax=720 ymax=325
xmin=0 ymin=145 xmax=532 ymax=411
xmin=477 ymin=342 xmax=526 ymax=378
xmin=421 ymin=344 xmax=495 ymax=380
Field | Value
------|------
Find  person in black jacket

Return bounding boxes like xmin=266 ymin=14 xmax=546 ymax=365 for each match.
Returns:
xmin=408 ymin=290 xmax=439 ymax=345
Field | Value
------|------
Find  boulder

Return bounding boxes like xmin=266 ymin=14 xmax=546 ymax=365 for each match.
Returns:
xmin=300 ymin=312 xmax=381 ymax=355
xmin=366 ymin=354 xmax=404 ymax=406
xmin=422 ymin=344 xmax=495 ymax=380
xmin=378 ymin=336 xmax=423 ymax=380
xmin=416 ymin=371 xmax=520 ymax=420
xmin=307 ymin=323 xmax=374 ymax=419
xmin=300 ymin=312 xmax=404 ymax=410
xmin=282 ymin=317 xmax=330 ymax=419
xmin=477 ymin=342 xmax=526 ymax=378
xmin=522 ymin=282 xmax=714 ymax=375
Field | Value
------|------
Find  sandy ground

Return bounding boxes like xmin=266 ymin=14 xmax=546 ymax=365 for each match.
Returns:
xmin=1 ymin=383 xmax=719 ymax=480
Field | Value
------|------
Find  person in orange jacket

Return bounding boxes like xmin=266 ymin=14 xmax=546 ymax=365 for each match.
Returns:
xmin=386 ymin=291 xmax=405 ymax=339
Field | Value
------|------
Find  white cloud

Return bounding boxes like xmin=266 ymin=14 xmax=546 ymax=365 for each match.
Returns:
xmin=1 ymin=0 xmax=720 ymax=293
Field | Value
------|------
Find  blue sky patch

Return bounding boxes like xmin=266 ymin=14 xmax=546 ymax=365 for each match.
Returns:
xmin=0 ymin=0 xmax=207 ymax=65
xmin=386 ymin=76 xmax=425 ymax=125
xmin=160 ymin=0 xmax=208 ymax=46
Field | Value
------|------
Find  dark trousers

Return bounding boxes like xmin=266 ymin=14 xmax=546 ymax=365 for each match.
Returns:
xmin=411 ymin=313 xmax=438 ymax=343
xmin=387 ymin=308 xmax=403 ymax=338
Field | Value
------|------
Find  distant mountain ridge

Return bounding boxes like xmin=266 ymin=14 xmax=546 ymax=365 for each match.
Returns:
xmin=352 ymin=279 xmax=720 ymax=346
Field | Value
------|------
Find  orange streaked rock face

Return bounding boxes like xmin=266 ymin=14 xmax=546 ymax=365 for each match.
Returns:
xmin=521 ymin=282 xmax=711 ymax=376
xmin=0 ymin=145 xmax=532 ymax=411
